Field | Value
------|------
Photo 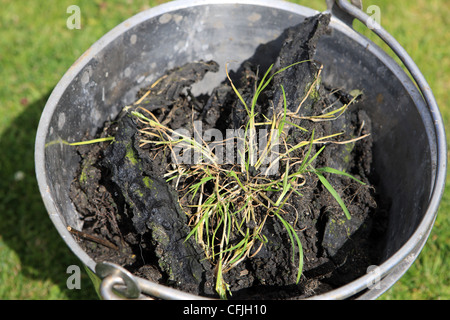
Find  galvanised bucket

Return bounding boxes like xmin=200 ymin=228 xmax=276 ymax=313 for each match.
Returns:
xmin=35 ymin=0 xmax=446 ymax=299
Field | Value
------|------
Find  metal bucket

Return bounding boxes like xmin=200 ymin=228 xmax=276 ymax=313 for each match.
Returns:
xmin=35 ymin=0 xmax=446 ymax=299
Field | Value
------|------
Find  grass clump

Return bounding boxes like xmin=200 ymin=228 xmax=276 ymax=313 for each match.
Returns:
xmin=132 ymin=62 xmax=367 ymax=299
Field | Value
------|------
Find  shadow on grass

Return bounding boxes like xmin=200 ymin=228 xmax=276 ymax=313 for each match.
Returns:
xmin=0 ymin=92 xmax=98 ymax=299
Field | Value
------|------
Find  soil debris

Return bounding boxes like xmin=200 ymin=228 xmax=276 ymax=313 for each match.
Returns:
xmin=69 ymin=14 xmax=387 ymax=299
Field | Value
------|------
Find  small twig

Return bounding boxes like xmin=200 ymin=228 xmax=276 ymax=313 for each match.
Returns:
xmin=133 ymin=75 xmax=168 ymax=106
xmin=67 ymin=226 xmax=119 ymax=251
xmin=357 ymin=120 xmax=365 ymax=137
xmin=321 ymin=133 xmax=370 ymax=145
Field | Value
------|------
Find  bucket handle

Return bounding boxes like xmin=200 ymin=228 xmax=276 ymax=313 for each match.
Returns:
xmin=327 ymin=0 xmax=438 ymax=118
xmin=96 ymin=262 xmax=206 ymax=300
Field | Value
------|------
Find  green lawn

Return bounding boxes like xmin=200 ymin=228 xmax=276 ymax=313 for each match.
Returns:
xmin=0 ymin=0 xmax=448 ymax=299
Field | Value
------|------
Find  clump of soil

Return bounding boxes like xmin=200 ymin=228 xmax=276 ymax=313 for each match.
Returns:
xmin=69 ymin=14 xmax=388 ymax=299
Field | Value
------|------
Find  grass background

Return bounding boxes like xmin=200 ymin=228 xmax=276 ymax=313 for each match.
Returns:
xmin=0 ymin=0 xmax=448 ymax=299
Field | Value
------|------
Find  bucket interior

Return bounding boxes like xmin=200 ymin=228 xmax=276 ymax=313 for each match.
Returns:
xmin=37 ymin=2 xmax=436 ymax=296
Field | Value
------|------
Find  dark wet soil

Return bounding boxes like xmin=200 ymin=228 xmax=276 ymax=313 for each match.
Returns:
xmin=69 ymin=14 xmax=388 ymax=299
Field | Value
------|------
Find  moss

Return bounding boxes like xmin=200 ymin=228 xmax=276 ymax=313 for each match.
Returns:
xmin=147 ymin=221 xmax=175 ymax=279
xmin=342 ymin=141 xmax=355 ymax=165
xmin=143 ymin=176 xmax=154 ymax=189
xmin=135 ymin=189 xmax=144 ymax=197
xmin=79 ymin=168 xmax=88 ymax=184
xmin=79 ymin=158 xmax=96 ymax=186
xmin=125 ymin=143 xmax=138 ymax=165
xmin=305 ymin=76 xmax=322 ymax=102
xmin=345 ymin=142 xmax=355 ymax=153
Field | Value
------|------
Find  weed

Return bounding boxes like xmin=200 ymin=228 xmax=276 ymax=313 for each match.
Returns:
xmin=133 ymin=62 xmax=367 ymax=299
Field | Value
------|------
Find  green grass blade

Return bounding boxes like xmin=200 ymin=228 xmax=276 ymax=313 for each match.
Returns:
xmin=284 ymin=120 xmax=308 ymax=132
xmin=306 ymin=145 xmax=326 ymax=167
xmin=68 ymin=136 xmax=114 ymax=146
xmin=275 ymin=213 xmax=295 ymax=261
xmin=297 ymin=129 xmax=315 ymax=172
xmin=226 ymin=64 xmax=250 ymax=114
xmin=229 ymin=233 xmax=250 ymax=265
xmin=189 ymin=176 xmax=215 ymax=200
xmin=131 ymin=110 xmax=152 ymax=122
xmin=274 ymin=212 xmax=303 ymax=283
xmin=256 ymin=60 xmax=310 ymax=102
xmin=229 ymin=171 xmax=247 ymax=192
xmin=315 ymin=167 xmax=366 ymax=185
xmin=278 ymin=85 xmax=288 ymax=137
xmin=315 ymin=171 xmax=351 ymax=220
xmin=275 ymin=161 xmax=291 ymax=206
xmin=254 ymin=64 xmax=274 ymax=105
xmin=184 ymin=203 xmax=214 ymax=243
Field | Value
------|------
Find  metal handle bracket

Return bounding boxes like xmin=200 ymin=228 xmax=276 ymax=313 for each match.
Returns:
xmin=96 ymin=262 xmax=142 ymax=300
xmin=326 ymin=0 xmax=362 ymax=27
